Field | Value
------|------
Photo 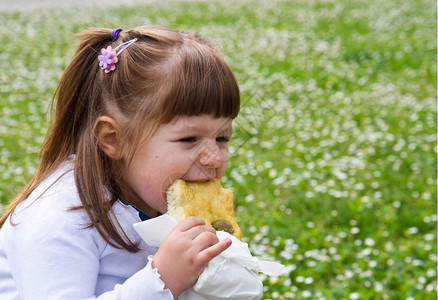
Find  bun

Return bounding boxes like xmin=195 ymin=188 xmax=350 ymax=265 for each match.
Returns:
xmin=167 ymin=179 xmax=242 ymax=240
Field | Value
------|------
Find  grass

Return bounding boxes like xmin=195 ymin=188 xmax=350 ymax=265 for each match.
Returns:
xmin=0 ymin=0 xmax=436 ymax=298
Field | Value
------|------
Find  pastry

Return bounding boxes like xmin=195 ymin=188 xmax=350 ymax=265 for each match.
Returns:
xmin=167 ymin=179 xmax=242 ymax=240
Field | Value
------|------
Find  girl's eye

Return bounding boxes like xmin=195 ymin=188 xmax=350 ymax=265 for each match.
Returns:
xmin=216 ymin=136 xmax=230 ymax=143
xmin=178 ymin=137 xmax=197 ymax=143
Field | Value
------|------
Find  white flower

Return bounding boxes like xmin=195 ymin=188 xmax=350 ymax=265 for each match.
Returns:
xmin=364 ymin=238 xmax=375 ymax=246
xmin=407 ymin=227 xmax=419 ymax=234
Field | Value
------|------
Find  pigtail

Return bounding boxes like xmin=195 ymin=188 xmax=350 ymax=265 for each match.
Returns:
xmin=1 ymin=29 xmax=110 ymax=227
xmin=42 ymin=29 xmax=110 ymax=171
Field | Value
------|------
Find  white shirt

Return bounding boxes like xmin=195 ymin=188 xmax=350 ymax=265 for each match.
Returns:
xmin=0 ymin=160 xmax=174 ymax=299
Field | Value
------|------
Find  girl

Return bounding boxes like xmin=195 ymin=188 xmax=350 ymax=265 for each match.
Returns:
xmin=0 ymin=25 xmax=240 ymax=299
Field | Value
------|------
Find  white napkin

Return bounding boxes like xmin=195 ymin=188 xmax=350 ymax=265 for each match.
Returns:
xmin=133 ymin=214 xmax=284 ymax=300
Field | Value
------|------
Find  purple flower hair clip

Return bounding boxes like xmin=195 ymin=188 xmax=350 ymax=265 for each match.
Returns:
xmin=98 ymin=46 xmax=118 ymax=73
xmin=98 ymin=37 xmax=138 ymax=73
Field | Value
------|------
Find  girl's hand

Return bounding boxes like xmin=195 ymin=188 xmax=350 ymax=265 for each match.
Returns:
xmin=152 ymin=217 xmax=232 ymax=298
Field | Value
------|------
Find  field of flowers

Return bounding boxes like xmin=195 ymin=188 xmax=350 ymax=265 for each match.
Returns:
xmin=0 ymin=0 xmax=436 ymax=298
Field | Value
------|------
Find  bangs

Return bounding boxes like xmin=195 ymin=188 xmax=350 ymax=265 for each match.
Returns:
xmin=158 ymin=42 xmax=240 ymax=123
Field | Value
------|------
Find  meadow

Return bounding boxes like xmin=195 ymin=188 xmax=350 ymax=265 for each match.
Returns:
xmin=0 ymin=0 xmax=436 ymax=298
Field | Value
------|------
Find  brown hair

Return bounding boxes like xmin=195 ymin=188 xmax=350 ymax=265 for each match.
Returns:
xmin=0 ymin=25 xmax=240 ymax=252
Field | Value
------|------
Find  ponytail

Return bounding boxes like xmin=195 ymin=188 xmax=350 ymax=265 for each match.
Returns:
xmin=44 ymin=29 xmax=114 ymax=170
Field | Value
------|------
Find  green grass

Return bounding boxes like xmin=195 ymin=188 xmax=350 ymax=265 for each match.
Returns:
xmin=1 ymin=0 xmax=436 ymax=298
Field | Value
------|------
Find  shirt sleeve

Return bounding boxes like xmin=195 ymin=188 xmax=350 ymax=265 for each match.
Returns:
xmin=100 ymin=256 xmax=174 ymax=300
xmin=4 ymin=196 xmax=174 ymax=300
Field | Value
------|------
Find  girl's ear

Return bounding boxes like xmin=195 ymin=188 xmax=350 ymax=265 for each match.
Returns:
xmin=95 ymin=116 xmax=122 ymax=159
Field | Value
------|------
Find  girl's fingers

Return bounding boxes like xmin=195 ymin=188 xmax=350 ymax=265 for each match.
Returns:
xmin=176 ymin=217 xmax=218 ymax=240
xmin=198 ymin=238 xmax=232 ymax=265
xmin=185 ymin=224 xmax=217 ymax=240
xmin=192 ymin=231 xmax=220 ymax=250
xmin=176 ymin=216 xmax=206 ymax=231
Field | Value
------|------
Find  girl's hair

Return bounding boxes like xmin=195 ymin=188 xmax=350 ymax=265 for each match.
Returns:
xmin=0 ymin=26 xmax=240 ymax=252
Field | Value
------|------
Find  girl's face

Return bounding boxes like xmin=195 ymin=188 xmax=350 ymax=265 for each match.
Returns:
xmin=122 ymin=115 xmax=233 ymax=214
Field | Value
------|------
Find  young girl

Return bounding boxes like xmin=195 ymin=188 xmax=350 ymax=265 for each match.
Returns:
xmin=0 ymin=25 xmax=240 ymax=299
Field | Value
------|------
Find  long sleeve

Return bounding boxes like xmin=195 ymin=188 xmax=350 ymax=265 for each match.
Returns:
xmin=100 ymin=256 xmax=173 ymax=300
xmin=0 ymin=164 xmax=174 ymax=299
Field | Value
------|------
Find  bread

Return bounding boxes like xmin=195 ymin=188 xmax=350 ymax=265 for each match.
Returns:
xmin=167 ymin=179 xmax=242 ymax=240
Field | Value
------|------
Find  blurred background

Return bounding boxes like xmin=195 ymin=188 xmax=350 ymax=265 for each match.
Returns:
xmin=0 ymin=0 xmax=436 ymax=298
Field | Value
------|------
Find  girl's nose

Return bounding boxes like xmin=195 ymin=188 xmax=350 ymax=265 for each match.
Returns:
xmin=197 ymin=142 xmax=222 ymax=168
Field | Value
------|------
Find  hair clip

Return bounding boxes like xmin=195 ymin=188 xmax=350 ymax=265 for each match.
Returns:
xmin=98 ymin=38 xmax=138 ymax=73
